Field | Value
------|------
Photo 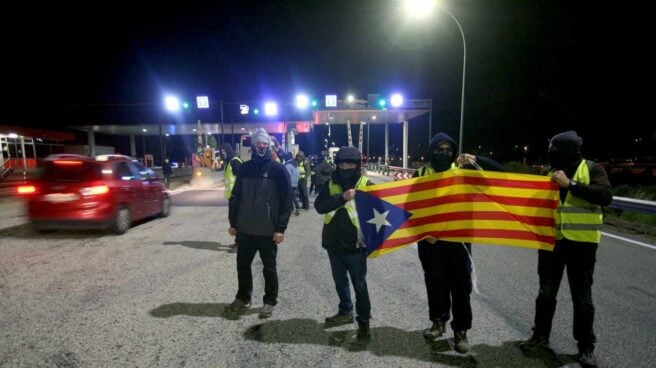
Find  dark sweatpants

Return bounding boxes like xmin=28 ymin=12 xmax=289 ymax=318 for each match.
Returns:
xmin=235 ymin=232 xmax=279 ymax=306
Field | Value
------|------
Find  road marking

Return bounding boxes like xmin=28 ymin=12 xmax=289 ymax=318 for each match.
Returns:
xmin=602 ymin=232 xmax=656 ymax=250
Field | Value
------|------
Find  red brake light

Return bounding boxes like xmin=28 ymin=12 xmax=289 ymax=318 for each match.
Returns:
xmin=80 ymin=185 xmax=110 ymax=196
xmin=54 ymin=160 xmax=83 ymax=165
xmin=17 ymin=185 xmax=36 ymax=194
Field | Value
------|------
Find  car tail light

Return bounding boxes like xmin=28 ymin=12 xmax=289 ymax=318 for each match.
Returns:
xmin=80 ymin=185 xmax=109 ymax=196
xmin=17 ymin=185 xmax=36 ymax=194
xmin=54 ymin=160 xmax=83 ymax=165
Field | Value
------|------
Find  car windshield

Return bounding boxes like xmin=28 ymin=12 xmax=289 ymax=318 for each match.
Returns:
xmin=43 ymin=161 xmax=103 ymax=182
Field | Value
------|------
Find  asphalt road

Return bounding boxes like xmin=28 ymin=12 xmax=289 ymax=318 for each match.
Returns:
xmin=0 ymin=174 xmax=655 ymax=368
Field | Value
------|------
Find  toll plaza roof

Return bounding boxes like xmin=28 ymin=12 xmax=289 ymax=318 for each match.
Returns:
xmin=67 ymin=99 xmax=431 ymax=136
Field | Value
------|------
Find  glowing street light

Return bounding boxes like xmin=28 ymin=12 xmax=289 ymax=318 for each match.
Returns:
xmin=296 ymin=94 xmax=309 ymax=109
xmin=164 ymin=95 xmax=181 ymax=112
xmin=264 ymin=101 xmax=278 ymax=116
xmin=390 ymin=93 xmax=404 ymax=107
xmin=403 ymin=0 xmax=467 ymax=154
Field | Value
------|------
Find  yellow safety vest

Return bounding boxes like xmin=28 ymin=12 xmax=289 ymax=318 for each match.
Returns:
xmin=417 ymin=163 xmax=457 ymax=176
xmin=298 ymin=159 xmax=307 ymax=180
xmin=224 ymin=156 xmax=242 ymax=199
xmin=323 ymin=176 xmax=369 ymax=229
xmin=550 ymin=160 xmax=603 ymax=243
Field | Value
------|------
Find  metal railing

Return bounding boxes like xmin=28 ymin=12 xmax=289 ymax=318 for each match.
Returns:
xmin=609 ymin=196 xmax=656 ymax=215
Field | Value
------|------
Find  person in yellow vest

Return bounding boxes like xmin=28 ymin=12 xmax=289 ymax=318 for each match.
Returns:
xmin=520 ymin=131 xmax=612 ymax=368
xmin=314 ymin=146 xmax=374 ymax=340
xmin=414 ymin=132 xmax=502 ymax=354
xmin=296 ymin=151 xmax=311 ymax=210
xmin=221 ymin=143 xmax=243 ymax=253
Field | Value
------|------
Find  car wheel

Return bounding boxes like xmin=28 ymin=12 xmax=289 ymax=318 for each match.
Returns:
xmin=113 ymin=206 xmax=131 ymax=234
xmin=160 ymin=197 xmax=171 ymax=218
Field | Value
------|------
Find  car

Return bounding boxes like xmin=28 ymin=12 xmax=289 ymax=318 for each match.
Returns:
xmin=18 ymin=154 xmax=171 ymax=234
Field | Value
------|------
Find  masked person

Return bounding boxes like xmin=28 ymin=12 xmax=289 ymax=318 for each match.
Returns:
xmin=282 ymin=152 xmax=301 ymax=216
xmin=314 ymin=146 xmax=374 ymax=340
xmin=519 ymin=131 xmax=612 ymax=368
xmin=414 ymin=132 xmax=502 ymax=354
xmin=226 ymin=128 xmax=293 ymax=319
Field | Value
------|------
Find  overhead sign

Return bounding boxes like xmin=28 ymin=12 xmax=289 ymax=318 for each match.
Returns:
xmin=240 ymin=104 xmax=249 ymax=115
xmin=325 ymin=94 xmax=337 ymax=107
xmin=196 ymin=96 xmax=209 ymax=109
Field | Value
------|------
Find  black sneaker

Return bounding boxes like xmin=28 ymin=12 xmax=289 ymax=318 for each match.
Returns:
xmin=259 ymin=303 xmax=274 ymax=319
xmin=357 ymin=320 xmax=371 ymax=340
xmin=325 ymin=313 xmax=354 ymax=326
xmin=578 ymin=349 xmax=598 ymax=368
xmin=519 ymin=335 xmax=549 ymax=352
xmin=423 ymin=320 xmax=446 ymax=341
xmin=225 ymin=298 xmax=251 ymax=312
xmin=454 ymin=330 xmax=469 ymax=353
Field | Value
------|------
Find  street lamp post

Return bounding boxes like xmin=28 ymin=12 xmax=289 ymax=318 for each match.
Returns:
xmin=441 ymin=7 xmax=467 ymax=155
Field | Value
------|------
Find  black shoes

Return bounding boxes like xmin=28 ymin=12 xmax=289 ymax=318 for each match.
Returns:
xmin=454 ymin=330 xmax=469 ymax=353
xmin=357 ymin=320 xmax=371 ymax=340
xmin=578 ymin=348 xmax=598 ymax=368
xmin=325 ymin=313 xmax=354 ymax=326
xmin=423 ymin=319 xmax=446 ymax=341
xmin=519 ymin=335 xmax=550 ymax=352
xmin=259 ymin=303 xmax=274 ymax=319
xmin=225 ymin=298 xmax=251 ymax=312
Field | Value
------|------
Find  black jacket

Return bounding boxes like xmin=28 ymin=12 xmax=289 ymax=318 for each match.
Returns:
xmin=229 ymin=156 xmax=292 ymax=236
xmin=545 ymin=159 xmax=613 ymax=207
xmin=314 ymin=172 xmax=373 ymax=253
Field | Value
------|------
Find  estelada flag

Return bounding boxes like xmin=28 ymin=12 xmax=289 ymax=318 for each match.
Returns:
xmin=355 ymin=169 xmax=559 ymax=258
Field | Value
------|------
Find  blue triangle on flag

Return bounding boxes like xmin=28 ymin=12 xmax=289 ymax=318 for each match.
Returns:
xmin=355 ymin=190 xmax=413 ymax=255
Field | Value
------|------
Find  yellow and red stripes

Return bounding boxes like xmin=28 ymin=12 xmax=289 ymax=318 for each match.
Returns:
xmin=364 ymin=169 xmax=559 ymax=257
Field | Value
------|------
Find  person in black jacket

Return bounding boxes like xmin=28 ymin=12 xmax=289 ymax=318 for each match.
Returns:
xmin=413 ymin=132 xmax=502 ymax=354
xmin=225 ymin=128 xmax=293 ymax=319
xmin=314 ymin=146 xmax=374 ymax=340
xmin=519 ymin=131 xmax=612 ymax=368
xmin=162 ymin=158 xmax=173 ymax=189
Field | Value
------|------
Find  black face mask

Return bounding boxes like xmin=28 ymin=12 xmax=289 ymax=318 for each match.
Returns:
xmin=548 ymin=150 xmax=578 ymax=170
xmin=430 ymin=152 xmax=452 ymax=172
xmin=338 ymin=168 xmax=358 ymax=179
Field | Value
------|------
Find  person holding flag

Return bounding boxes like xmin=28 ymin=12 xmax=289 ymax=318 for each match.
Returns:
xmin=519 ymin=131 xmax=612 ymax=368
xmin=314 ymin=146 xmax=375 ymax=340
xmin=414 ymin=132 xmax=502 ymax=353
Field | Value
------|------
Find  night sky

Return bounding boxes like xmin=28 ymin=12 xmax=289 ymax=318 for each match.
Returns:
xmin=2 ymin=0 xmax=649 ymax=163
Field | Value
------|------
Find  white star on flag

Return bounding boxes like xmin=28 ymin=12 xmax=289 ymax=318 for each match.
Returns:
xmin=367 ymin=208 xmax=392 ymax=233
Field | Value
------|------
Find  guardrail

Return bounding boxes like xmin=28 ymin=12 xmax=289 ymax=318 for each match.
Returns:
xmin=609 ymin=196 xmax=656 ymax=215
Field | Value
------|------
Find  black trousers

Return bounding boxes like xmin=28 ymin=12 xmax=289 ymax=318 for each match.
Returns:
xmin=533 ymin=238 xmax=597 ymax=350
xmin=418 ymin=240 xmax=472 ymax=332
xmin=298 ymin=179 xmax=309 ymax=209
xmin=235 ymin=232 xmax=279 ymax=306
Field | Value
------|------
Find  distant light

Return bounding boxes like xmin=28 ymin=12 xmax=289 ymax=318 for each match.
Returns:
xmin=196 ymin=96 xmax=210 ymax=109
xmin=264 ymin=102 xmax=278 ymax=116
xmin=165 ymin=133 xmax=170 ymax=137
xmin=240 ymin=104 xmax=249 ymax=115
xmin=325 ymin=95 xmax=337 ymax=107
xmin=182 ymin=102 xmax=190 ymax=109
xmin=193 ymin=129 xmax=197 ymax=132
xmin=311 ymin=99 xmax=319 ymax=107
xmin=372 ymin=115 xmax=376 ymax=120
xmin=253 ymin=108 xmax=260 ymax=115
xmin=164 ymin=96 xmax=181 ymax=112
xmin=390 ymin=93 xmax=404 ymax=107
xmin=347 ymin=95 xmax=355 ymax=103
xmin=296 ymin=94 xmax=309 ymax=109
xmin=8 ymin=133 xmax=18 ymax=138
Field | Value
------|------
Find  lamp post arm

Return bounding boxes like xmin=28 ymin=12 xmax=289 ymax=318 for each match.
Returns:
xmin=442 ymin=8 xmax=466 ymax=155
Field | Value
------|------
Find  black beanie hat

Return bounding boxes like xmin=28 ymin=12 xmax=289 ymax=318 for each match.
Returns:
xmin=549 ymin=130 xmax=583 ymax=155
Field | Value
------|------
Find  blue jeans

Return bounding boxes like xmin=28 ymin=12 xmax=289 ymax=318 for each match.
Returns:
xmin=327 ymin=249 xmax=371 ymax=322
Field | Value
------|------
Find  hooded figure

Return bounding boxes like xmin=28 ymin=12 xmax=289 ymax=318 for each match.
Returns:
xmin=428 ymin=133 xmax=458 ymax=172
xmin=332 ymin=146 xmax=362 ymax=188
xmin=251 ymin=128 xmax=272 ymax=162
xmin=221 ymin=143 xmax=235 ymax=162
xmin=548 ymin=130 xmax=583 ymax=171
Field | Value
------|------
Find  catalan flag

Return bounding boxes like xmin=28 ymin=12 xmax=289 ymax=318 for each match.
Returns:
xmin=355 ymin=169 xmax=559 ymax=258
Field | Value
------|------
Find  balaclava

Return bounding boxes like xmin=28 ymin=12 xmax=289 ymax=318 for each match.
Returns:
xmin=548 ymin=130 xmax=582 ymax=170
xmin=251 ymin=128 xmax=272 ymax=162
xmin=428 ymin=133 xmax=457 ymax=172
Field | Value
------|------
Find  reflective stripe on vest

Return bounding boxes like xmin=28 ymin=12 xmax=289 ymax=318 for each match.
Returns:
xmin=417 ymin=162 xmax=457 ymax=176
xmin=298 ymin=159 xmax=307 ymax=180
xmin=550 ymin=160 xmax=603 ymax=243
xmin=224 ymin=156 xmax=242 ymax=199
xmin=323 ymin=176 xmax=369 ymax=232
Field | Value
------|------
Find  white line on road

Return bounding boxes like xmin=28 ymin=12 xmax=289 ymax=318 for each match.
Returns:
xmin=602 ymin=231 xmax=656 ymax=250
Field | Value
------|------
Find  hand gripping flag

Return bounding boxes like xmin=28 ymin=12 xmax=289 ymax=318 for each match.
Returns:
xmin=355 ymin=169 xmax=559 ymax=258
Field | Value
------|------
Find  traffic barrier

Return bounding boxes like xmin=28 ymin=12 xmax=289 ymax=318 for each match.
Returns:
xmin=609 ymin=196 xmax=656 ymax=215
